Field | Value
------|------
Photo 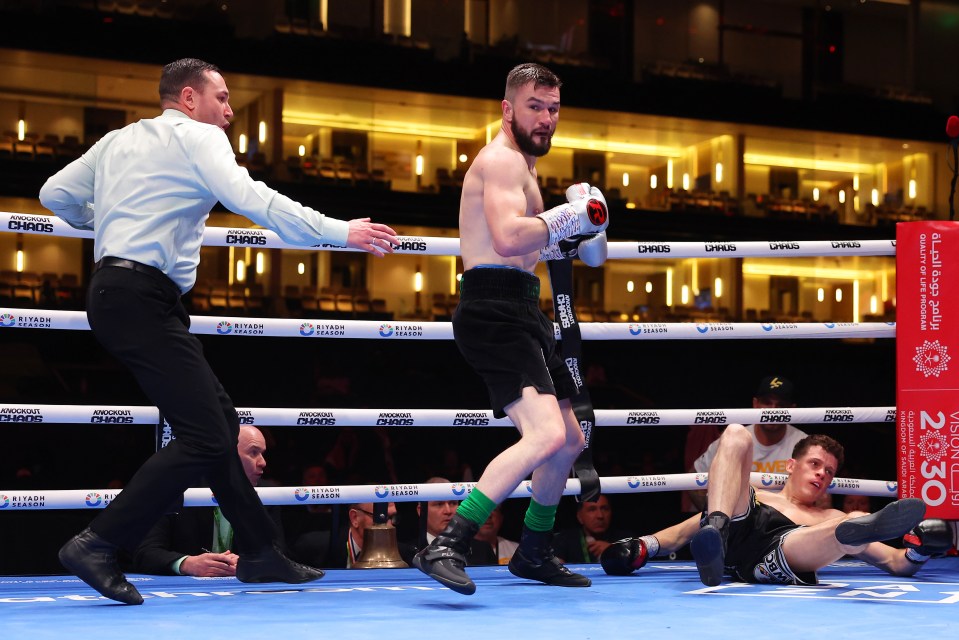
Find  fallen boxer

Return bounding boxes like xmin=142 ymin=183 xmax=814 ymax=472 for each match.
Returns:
xmin=601 ymin=428 xmax=952 ymax=585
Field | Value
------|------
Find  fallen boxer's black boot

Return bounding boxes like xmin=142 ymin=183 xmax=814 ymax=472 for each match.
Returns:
xmin=835 ymin=498 xmax=926 ymax=546
xmin=691 ymin=512 xmax=729 ymax=587
xmin=237 ymin=543 xmax=325 ymax=583
xmin=59 ymin=528 xmax=144 ymax=605
xmin=413 ymin=513 xmax=478 ymax=595
xmin=508 ymin=526 xmax=591 ymax=587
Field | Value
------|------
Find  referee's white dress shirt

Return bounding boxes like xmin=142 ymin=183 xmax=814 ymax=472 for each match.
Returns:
xmin=40 ymin=109 xmax=349 ymax=293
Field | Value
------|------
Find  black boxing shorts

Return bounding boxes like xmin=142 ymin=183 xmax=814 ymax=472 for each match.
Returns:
xmin=452 ymin=266 xmax=579 ymax=419
xmin=710 ymin=487 xmax=818 ymax=586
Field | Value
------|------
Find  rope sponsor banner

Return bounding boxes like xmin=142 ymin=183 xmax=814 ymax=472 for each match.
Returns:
xmin=0 ymin=211 xmax=896 ymax=259
xmin=0 ymin=404 xmax=896 ymax=427
xmin=0 ymin=307 xmax=897 ymax=341
xmin=896 ymin=221 xmax=959 ymax=519
xmin=0 ymin=474 xmax=897 ymax=511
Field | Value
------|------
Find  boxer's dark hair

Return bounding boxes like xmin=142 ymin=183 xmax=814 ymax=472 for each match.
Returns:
xmin=792 ymin=434 xmax=844 ymax=469
xmin=505 ymin=63 xmax=561 ymax=101
xmin=159 ymin=58 xmax=221 ymax=104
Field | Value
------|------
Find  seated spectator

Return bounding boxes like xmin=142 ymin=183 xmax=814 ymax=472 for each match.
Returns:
xmin=133 ymin=426 xmax=283 ymax=576
xmin=552 ymin=494 xmax=632 ymax=564
xmin=408 ymin=477 xmax=496 ymax=566
xmin=474 ymin=505 xmax=518 ymax=565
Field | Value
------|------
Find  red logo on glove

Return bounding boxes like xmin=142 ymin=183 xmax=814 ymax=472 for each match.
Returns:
xmin=587 ymin=199 xmax=608 ymax=226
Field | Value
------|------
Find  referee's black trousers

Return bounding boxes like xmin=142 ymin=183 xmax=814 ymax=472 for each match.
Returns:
xmin=84 ymin=264 xmax=276 ymax=553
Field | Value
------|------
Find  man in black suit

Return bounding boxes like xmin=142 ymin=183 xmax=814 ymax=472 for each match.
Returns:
xmin=133 ymin=426 xmax=282 ymax=577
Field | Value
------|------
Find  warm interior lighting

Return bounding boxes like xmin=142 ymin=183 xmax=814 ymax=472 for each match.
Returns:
xmin=459 ymin=153 xmax=468 ymax=163
xmin=297 ymin=262 xmax=305 ymax=275
xmin=871 ymin=188 xmax=879 ymax=206
xmin=238 ymin=134 xmax=248 ymax=154
xmin=743 ymin=153 xmax=876 ymax=174
xmin=625 ymin=202 xmax=637 ymax=209
xmin=415 ymin=154 xmax=424 ymax=176
xmin=622 ymin=172 xmax=629 ymax=187
xmin=853 ymin=280 xmax=860 ymax=321
xmin=413 ymin=270 xmax=423 ymax=292
xmin=255 ymin=252 xmax=265 ymax=275
xmin=714 ymin=277 xmax=723 ymax=298
xmin=870 ymin=294 xmax=878 ymax=314
xmin=853 ymin=195 xmax=860 ymax=211
xmin=650 ymin=174 xmax=658 ymax=189
xmin=813 ymin=187 xmax=820 ymax=202
xmin=626 ymin=280 xmax=634 ymax=293
xmin=644 ymin=281 xmax=652 ymax=294
xmin=908 ymin=179 xmax=917 ymax=199
xmin=817 ymin=287 xmax=824 ymax=302
xmin=258 ymin=121 xmax=267 ymax=143
xmin=236 ymin=260 xmax=246 ymax=282
xmin=551 ymin=135 xmax=683 ymax=157
xmin=835 ymin=287 xmax=842 ymax=302
xmin=285 ymin=110 xmax=480 ymax=140
xmin=853 ymin=175 xmax=859 ymax=191
xmin=298 ymin=145 xmax=306 ymax=157
xmin=667 ymin=159 xmax=674 ymax=189
xmin=666 ymin=268 xmax=673 ymax=306
xmin=838 ymin=189 xmax=846 ymax=204
xmin=714 ymin=162 xmax=723 ymax=183
xmin=743 ymin=264 xmax=876 ymax=279
xmin=681 ymin=285 xmax=689 ymax=305
xmin=16 ymin=250 xmax=24 ymax=272
xmin=17 ymin=119 xmax=25 ymax=141
xmin=682 ymin=173 xmax=690 ymax=190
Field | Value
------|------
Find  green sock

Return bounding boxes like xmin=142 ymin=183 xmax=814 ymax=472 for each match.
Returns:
xmin=523 ymin=499 xmax=557 ymax=532
xmin=456 ymin=488 xmax=496 ymax=527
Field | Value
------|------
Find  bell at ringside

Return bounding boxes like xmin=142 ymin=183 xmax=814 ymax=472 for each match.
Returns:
xmin=352 ymin=523 xmax=409 ymax=569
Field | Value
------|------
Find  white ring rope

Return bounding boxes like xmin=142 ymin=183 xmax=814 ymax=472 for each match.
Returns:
xmin=0 ymin=474 xmax=897 ymax=511
xmin=0 ymin=404 xmax=896 ymax=427
xmin=1 ymin=212 xmax=901 ymax=515
xmin=1 ymin=211 xmax=896 ymax=259
xmin=0 ymin=308 xmax=897 ymax=340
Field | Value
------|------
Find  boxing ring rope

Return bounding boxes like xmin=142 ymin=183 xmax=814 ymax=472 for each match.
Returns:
xmin=0 ymin=404 xmax=896 ymax=427
xmin=1 ymin=211 xmax=896 ymax=258
xmin=0 ymin=211 xmax=902 ymax=513
xmin=0 ymin=307 xmax=896 ymax=339
xmin=0 ymin=474 xmax=896 ymax=512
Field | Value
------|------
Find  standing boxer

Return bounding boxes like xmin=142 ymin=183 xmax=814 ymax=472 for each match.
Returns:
xmin=39 ymin=57 xmax=398 ymax=605
xmin=413 ymin=63 xmax=608 ymax=595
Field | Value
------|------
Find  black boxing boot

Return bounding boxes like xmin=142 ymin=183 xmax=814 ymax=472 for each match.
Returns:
xmin=835 ymin=498 xmax=926 ymax=546
xmin=237 ymin=543 xmax=325 ymax=584
xmin=413 ymin=513 xmax=478 ymax=594
xmin=691 ymin=511 xmax=729 ymax=587
xmin=508 ymin=526 xmax=591 ymax=587
xmin=59 ymin=528 xmax=143 ymax=605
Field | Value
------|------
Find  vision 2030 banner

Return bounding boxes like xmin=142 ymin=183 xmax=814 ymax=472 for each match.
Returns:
xmin=896 ymin=221 xmax=959 ymax=518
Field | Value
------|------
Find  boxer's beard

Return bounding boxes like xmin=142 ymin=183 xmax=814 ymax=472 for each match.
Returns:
xmin=511 ymin=119 xmax=552 ymax=157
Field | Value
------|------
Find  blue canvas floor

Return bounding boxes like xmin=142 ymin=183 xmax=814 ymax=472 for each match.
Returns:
xmin=1 ymin=559 xmax=957 ymax=640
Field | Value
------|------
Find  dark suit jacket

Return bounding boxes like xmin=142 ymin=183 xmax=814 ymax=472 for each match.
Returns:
xmin=133 ymin=506 xmax=284 ymax=575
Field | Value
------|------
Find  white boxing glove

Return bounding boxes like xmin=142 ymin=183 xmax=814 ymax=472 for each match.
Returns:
xmin=539 ymin=231 xmax=607 ymax=267
xmin=576 ymin=231 xmax=608 ymax=267
xmin=566 ymin=182 xmax=593 ymax=203
xmin=536 ymin=184 xmax=609 ymax=245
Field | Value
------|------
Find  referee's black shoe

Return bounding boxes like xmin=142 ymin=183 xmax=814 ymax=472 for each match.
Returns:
xmin=237 ymin=543 xmax=325 ymax=584
xmin=59 ymin=528 xmax=144 ymax=605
